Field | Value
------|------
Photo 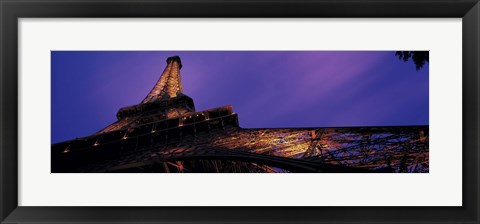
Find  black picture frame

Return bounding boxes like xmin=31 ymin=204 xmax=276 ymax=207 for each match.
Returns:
xmin=1 ymin=0 xmax=479 ymax=223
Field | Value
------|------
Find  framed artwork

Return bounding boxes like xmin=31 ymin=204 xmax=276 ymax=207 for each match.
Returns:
xmin=51 ymin=51 xmax=429 ymax=174
xmin=1 ymin=0 xmax=479 ymax=223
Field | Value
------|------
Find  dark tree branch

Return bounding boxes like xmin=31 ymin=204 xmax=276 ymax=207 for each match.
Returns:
xmin=395 ymin=51 xmax=429 ymax=70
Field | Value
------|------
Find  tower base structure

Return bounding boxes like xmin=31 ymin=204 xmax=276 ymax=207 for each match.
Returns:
xmin=52 ymin=109 xmax=428 ymax=173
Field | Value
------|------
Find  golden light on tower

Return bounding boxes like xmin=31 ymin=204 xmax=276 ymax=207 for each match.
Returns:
xmin=142 ymin=56 xmax=184 ymax=103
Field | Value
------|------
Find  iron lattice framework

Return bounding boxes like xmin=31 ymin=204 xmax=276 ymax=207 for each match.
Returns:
xmin=52 ymin=56 xmax=429 ymax=173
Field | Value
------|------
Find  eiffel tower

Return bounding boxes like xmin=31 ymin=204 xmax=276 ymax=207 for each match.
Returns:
xmin=52 ymin=56 xmax=429 ymax=173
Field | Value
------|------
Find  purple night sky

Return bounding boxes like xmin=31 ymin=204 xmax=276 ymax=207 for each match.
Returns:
xmin=51 ymin=51 xmax=429 ymax=144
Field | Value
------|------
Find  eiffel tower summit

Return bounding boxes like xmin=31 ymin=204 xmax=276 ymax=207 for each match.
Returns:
xmin=52 ymin=56 xmax=429 ymax=173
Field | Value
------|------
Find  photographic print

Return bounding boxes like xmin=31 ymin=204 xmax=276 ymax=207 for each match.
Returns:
xmin=51 ymin=51 xmax=429 ymax=173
